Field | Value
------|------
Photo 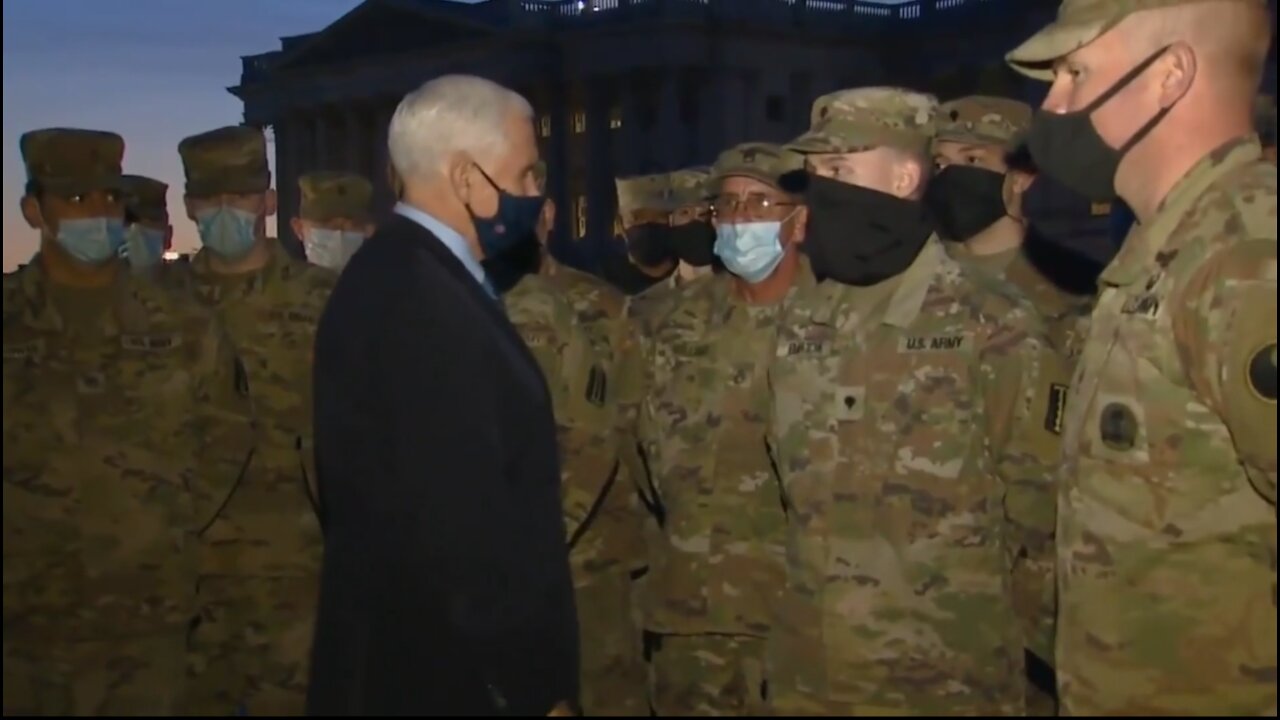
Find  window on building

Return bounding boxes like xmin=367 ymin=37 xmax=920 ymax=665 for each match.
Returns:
xmin=609 ymin=106 xmax=623 ymax=130
xmin=573 ymin=111 xmax=586 ymax=134
xmin=539 ymin=115 xmax=552 ymax=138
xmin=576 ymin=196 xmax=588 ymax=238
xmin=766 ymin=95 xmax=786 ymax=123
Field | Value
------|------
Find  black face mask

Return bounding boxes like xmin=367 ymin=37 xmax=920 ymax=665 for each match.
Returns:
xmin=1020 ymin=173 xmax=1122 ymax=270
xmin=925 ymin=165 xmax=1010 ymax=242
xmin=481 ymin=232 xmax=542 ymax=295
xmin=667 ymin=220 xmax=716 ymax=267
xmin=804 ymin=173 xmax=936 ymax=287
xmin=599 ymin=246 xmax=669 ymax=296
xmin=624 ymin=222 xmax=674 ymax=268
xmin=1026 ymin=45 xmax=1175 ymax=202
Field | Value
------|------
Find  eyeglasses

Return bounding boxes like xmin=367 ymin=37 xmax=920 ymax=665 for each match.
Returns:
xmin=711 ymin=195 xmax=797 ymax=219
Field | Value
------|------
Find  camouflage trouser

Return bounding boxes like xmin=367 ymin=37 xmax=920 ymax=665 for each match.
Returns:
xmin=770 ymin=683 xmax=1029 ymax=716
xmin=3 ymin=634 xmax=186 ymax=715
xmin=648 ymin=633 xmax=769 ymax=716
xmin=576 ymin=574 xmax=648 ymax=716
xmin=184 ymin=575 xmax=318 ymax=716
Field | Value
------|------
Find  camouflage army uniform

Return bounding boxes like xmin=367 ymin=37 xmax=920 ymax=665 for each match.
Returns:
xmin=1008 ymin=3 xmax=1278 ymax=713
xmin=1049 ymin=136 xmax=1278 ymax=717
xmin=616 ymin=274 xmax=791 ymax=716
xmin=936 ymin=96 xmax=1094 ymax=358
xmin=667 ymin=167 xmax=715 ymax=289
xmin=766 ymin=89 xmax=1069 ymax=715
xmin=615 ymin=145 xmax=810 ymax=716
xmin=172 ymin=126 xmax=336 ymax=715
xmin=504 ymin=258 xmax=648 ymax=716
xmin=2 ymin=129 xmax=254 ymax=715
xmin=296 ymin=171 xmax=373 ymax=271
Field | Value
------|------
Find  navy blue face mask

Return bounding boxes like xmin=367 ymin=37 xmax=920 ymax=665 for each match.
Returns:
xmin=466 ymin=164 xmax=546 ymax=260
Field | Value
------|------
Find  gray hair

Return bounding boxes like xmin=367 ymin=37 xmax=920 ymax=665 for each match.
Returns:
xmin=388 ymin=74 xmax=534 ymax=183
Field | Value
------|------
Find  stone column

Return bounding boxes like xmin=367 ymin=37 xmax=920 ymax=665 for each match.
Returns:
xmin=584 ymin=78 xmax=613 ymax=260
xmin=695 ymin=68 xmax=719 ymax=166
xmin=616 ymin=73 xmax=641 ymax=176
xmin=344 ymin=107 xmax=365 ymax=176
xmin=656 ymin=67 xmax=682 ymax=169
xmin=547 ymin=78 xmax=574 ymax=260
xmin=314 ymin=108 xmax=333 ymax=172
xmin=373 ymin=103 xmax=395 ymax=214
xmin=275 ymin=115 xmax=302 ymax=253
xmin=789 ymin=69 xmax=814 ymax=139
xmin=719 ymin=68 xmax=748 ymax=149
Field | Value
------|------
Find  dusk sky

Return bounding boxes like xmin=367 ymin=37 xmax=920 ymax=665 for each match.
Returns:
xmin=2 ymin=0 xmax=922 ymax=272
xmin=1 ymin=0 xmax=367 ymax=271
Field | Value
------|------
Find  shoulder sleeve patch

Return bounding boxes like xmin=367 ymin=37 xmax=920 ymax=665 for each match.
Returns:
xmin=1248 ymin=342 xmax=1277 ymax=403
xmin=1045 ymin=382 xmax=1069 ymax=434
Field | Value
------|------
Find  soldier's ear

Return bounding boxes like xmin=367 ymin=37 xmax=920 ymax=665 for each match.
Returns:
xmin=20 ymin=195 xmax=45 ymax=231
xmin=264 ymin=188 xmax=278 ymax=217
xmin=290 ymin=217 xmax=307 ymax=241
xmin=183 ymin=195 xmax=198 ymax=222
xmin=542 ymin=197 xmax=557 ymax=233
xmin=787 ymin=205 xmax=809 ymax=246
xmin=893 ymin=156 xmax=925 ymax=200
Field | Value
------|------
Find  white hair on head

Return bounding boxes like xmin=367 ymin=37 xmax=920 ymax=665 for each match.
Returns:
xmin=388 ymin=74 xmax=533 ymax=183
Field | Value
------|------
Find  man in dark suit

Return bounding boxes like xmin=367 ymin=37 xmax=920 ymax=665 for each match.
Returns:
xmin=306 ymin=74 xmax=578 ymax=717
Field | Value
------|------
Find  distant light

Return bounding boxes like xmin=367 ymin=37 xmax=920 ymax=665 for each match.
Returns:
xmin=162 ymin=251 xmax=181 ymax=261
xmin=578 ymin=0 xmax=586 ymax=10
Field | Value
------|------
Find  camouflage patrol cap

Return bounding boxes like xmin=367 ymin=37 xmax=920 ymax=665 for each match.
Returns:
xmin=710 ymin=143 xmax=803 ymax=191
xmin=1256 ymin=94 xmax=1277 ymax=147
xmin=20 ymin=128 xmax=125 ymax=195
xmin=786 ymin=87 xmax=939 ymax=156
xmin=1007 ymin=0 xmax=1265 ymax=80
xmin=298 ymin=171 xmax=373 ymax=222
xmin=616 ymin=173 xmax=672 ymax=214
xmin=668 ymin=167 xmax=712 ymax=208
xmin=178 ymin=125 xmax=270 ymax=197
xmin=120 ymin=174 xmax=169 ymax=223
xmin=935 ymin=96 xmax=1032 ymax=148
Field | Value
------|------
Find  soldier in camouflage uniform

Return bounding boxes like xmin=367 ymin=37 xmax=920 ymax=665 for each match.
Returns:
xmin=503 ymin=162 xmax=648 ymax=716
xmin=602 ymin=173 xmax=680 ymax=295
xmin=614 ymin=143 xmax=808 ymax=716
xmin=765 ymin=88 xmax=1070 ymax=715
xmin=665 ymin=167 xmax=717 ymax=288
xmin=171 ymin=125 xmax=336 ymax=714
xmin=119 ymin=174 xmax=173 ymax=273
xmin=1008 ymin=0 xmax=1277 ymax=713
xmin=929 ymin=95 xmax=1094 ymax=357
xmin=3 ymin=129 xmax=254 ymax=715
xmin=291 ymin=171 xmax=375 ymax=272
xmin=1258 ymin=93 xmax=1277 ymax=164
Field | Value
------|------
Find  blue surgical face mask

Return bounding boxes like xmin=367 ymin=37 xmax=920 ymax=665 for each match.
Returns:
xmin=304 ymin=227 xmax=366 ymax=270
xmin=55 ymin=216 xmax=126 ymax=265
xmin=122 ymin=225 xmax=167 ymax=270
xmin=196 ymin=206 xmax=259 ymax=260
xmin=713 ymin=220 xmax=787 ymax=284
xmin=466 ymin=164 xmax=545 ymax=259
